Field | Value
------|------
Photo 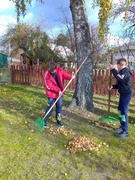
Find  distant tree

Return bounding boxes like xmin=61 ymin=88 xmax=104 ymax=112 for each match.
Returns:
xmin=55 ymin=7 xmax=76 ymax=60
xmin=91 ymin=25 xmax=108 ymax=68
xmin=56 ymin=34 xmax=68 ymax=47
xmin=113 ymin=1 xmax=135 ymax=40
xmin=1 ymin=22 xmax=60 ymax=63
xmin=92 ymin=0 xmax=134 ymax=40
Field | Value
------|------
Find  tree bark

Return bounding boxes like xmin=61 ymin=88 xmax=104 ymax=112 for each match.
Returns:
xmin=70 ymin=0 xmax=94 ymax=112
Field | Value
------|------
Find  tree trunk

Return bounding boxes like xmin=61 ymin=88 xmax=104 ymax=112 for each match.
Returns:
xmin=70 ymin=0 xmax=94 ymax=112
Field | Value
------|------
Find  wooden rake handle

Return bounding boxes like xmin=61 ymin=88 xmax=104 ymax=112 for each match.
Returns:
xmin=108 ymin=53 xmax=113 ymax=116
xmin=43 ymin=56 xmax=88 ymax=120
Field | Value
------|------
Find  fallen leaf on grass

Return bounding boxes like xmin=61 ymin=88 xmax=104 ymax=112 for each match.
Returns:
xmin=46 ymin=127 xmax=75 ymax=136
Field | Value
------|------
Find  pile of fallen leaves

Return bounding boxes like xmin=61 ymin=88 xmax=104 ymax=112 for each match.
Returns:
xmin=46 ymin=127 xmax=75 ymax=136
xmin=67 ymin=136 xmax=109 ymax=153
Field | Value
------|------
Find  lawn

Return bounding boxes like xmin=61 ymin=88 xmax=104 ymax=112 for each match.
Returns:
xmin=0 ymin=84 xmax=135 ymax=180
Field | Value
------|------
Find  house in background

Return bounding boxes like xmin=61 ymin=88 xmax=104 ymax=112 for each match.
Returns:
xmin=114 ymin=42 xmax=135 ymax=70
xmin=49 ymin=43 xmax=75 ymax=68
xmin=9 ymin=48 xmax=22 ymax=66
xmin=20 ymin=43 xmax=75 ymax=67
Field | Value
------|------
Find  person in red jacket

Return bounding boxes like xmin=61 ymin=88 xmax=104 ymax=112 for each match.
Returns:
xmin=43 ymin=61 xmax=74 ymax=127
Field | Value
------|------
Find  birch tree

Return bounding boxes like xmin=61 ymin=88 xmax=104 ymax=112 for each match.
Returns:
xmin=2 ymin=22 xmax=49 ymax=60
xmin=69 ymin=0 xmax=94 ymax=111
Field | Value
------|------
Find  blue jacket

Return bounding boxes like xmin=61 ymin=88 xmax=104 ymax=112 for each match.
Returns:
xmin=111 ymin=67 xmax=133 ymax=94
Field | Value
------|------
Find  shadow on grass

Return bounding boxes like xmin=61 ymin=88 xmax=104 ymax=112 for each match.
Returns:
xmin=63 ymin=98 xmax=118 ymax=127
xmin=62 ymin=108 xmax=114 ymax=137
xmin=94 ymin=107 xmax=117 ymax=117
xmin=93 ymin=100 xmax=118 ymax=109
xmin=94 ymin=95 xmax=118 ymax=103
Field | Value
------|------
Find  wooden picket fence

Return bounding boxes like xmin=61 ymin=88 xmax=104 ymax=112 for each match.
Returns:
xmin=11 ymin=65 xmax=135 ymax=95
xmin=11 ymin=66 xmax=45 ymax=86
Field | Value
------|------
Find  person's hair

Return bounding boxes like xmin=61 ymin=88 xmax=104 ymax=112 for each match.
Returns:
xmin=48 ymin=61 xmax=56 ymax=72
xmin=117 ymin=58 xmax=127 ymax=66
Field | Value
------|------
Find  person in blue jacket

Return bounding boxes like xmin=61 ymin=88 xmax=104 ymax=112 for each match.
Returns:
xmin=109 ymin=58 xmax=133 ymax=138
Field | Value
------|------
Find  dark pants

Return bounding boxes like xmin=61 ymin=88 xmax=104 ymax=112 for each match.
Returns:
xmin=118 ymin=93 xmax=132 ymax=132
xmin=43 ymin=96 xmax=63 ymax=124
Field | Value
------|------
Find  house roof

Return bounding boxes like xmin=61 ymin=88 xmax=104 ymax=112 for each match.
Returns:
xmin=49 ymin=43 xmax=74 ymax=60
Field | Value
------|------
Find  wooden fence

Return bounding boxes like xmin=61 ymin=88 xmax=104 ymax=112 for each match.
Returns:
xmin=11 ymin=65 xmax=135 ymax=95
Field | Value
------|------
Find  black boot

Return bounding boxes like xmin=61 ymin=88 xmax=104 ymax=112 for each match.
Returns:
xmin=116 ymin=131 xmax=129 ymax=138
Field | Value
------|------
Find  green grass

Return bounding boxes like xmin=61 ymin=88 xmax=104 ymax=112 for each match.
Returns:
xmin=0 ymin=84 xmax=135 ymax=180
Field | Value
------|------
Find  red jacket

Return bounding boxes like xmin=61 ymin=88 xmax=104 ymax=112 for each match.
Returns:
xmin=43 ymin=66 xmax=72 ymax=98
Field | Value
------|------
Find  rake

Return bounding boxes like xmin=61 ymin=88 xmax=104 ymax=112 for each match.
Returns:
xmin=34 ymin=56 xmax=88 ymax=132
xmin=99 ymin=53 xmax=118 ymax=123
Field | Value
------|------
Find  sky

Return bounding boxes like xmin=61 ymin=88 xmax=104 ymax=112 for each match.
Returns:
xmin=0 ymin=0 xmax=127 ymax=45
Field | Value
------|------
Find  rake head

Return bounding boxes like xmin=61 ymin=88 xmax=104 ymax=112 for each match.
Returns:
xmin=99 ymin=116 xmax=119 ymax=123
xmin=34 ymin=119 xmax=45 ymax=132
